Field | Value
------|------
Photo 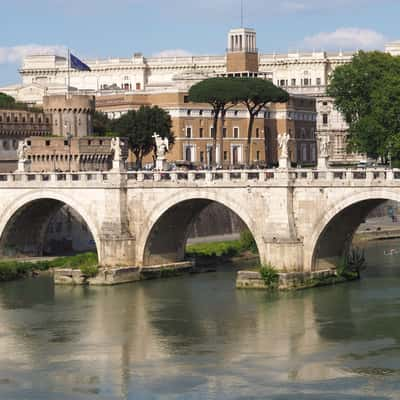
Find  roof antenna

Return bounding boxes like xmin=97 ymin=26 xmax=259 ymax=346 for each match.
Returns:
xmin=241 ymin=0 xmax=244 ymax=28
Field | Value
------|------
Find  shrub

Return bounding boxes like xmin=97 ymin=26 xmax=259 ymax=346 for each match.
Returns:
xmin=239 ymin=229 xmax=258 ymax=253
xmin=259 ymin=264 xmax=279 ymax=287
xmin=80 ymin=265 xmax=99 ymax=278
xmin=336 ymin=247 xmax=366 ymax=279
xmin=186 ymin=241 xmax=241 ymax=258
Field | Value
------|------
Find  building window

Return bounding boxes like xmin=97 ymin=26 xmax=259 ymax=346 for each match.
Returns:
xmin=234 ymin=110 xmax=238 ymax=116
xmin=323 ymin=101 xmax=328 ymax=106
xmin=185 ymin=126 xmax=192 ymax=138
xmin=64 ymin=140 xmax=68 ymax=146
xmin=187 ymin=110 xmax=191 ymax=116
xmin=256 ymin=151 xmax=260 ymax=161
xmin=14 ymin=116 xmax=18 ymax=122
xmin=322 ymin=114 xmax=328 ymax=125
xmin=316 ymin=78 xmax=321 ymax=86
xmin=280 ymin=79 xmax=285 ymax=86
xmin=304 ymin=78 xmax=310 ymax=86
xmin=200 ymin=151 xmax=204 ymax=163
xmin=199 ymin=127 xmax=203 ymax=138
xmin=136 ymin=83 xmax=141 ymax=90
xmin=210 ymin=127 xmax=215 ymax=137
xmin=199 ymin=109 xmax=203 ymax=116
xmin=185 ymin=146 xmax=191 ymax=162
xmin=45 ymin=140 xmax=50 ymax=146
xmin=223 ymin=151 xmax=228 ymax=161
xmin=291 ymin=79 xmax=296 ymax=86
xmin=223 ymin=127 xmax=227 ymax=137
xmin=233 ymin=127 xmax=239 ymax=138
xmin=184 ymin=95 xmax=189 ymax=103
xmin=255 ymin=128 xmax=260 ymax=138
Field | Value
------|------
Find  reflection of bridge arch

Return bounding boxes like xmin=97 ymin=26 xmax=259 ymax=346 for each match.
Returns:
xmin=136 ymin=191 xmax=262 ymax=266
xmin=307 ymin=190 xmax=400 ymax=271
xmin=0 ymin=190 xmax=101 ymax=260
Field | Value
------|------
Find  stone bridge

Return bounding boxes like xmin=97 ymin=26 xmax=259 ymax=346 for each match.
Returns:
xmin=0 ymin=168 xmax=399 ymax=272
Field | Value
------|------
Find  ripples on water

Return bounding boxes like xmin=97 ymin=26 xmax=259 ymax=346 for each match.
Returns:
xmin=0 ymin=242 xmax=400 ymax=399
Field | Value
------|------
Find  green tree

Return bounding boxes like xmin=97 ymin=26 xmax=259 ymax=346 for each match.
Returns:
xmin=327 ymin=51 xmax=400 ymax=162
xmin=235 ymin=78 xmax=289 ymax=165
xmin=189 ymin=78 xmax=240 ymax=165
xmin=92 ymin=111 xmax=111 ymax=136
xmin=112 ymin=106 xmax=174 ymax=169
xmin=0 ymin=93 xmax=17 ymax=109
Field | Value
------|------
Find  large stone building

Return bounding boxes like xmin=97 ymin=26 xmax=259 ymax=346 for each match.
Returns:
xmin=0 ymin=108 xmax=52 ymax=171
xmin=0 ymin=94 xmax=115 ymax=173
xmin=2 ymin=28 xmax=399 ymax=165
xmin=95 ymin=91 xmax=317 ymax=167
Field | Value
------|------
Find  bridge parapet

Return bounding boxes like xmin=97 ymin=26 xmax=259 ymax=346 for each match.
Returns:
xmin=0 ymin=168 xmax=399 ymax=188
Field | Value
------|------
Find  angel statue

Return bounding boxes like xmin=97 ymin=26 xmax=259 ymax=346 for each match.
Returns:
xmin=17 ymin=139 xmax=29 ymax=161
xmin=153 ymin=132 xmax=169 ymax=159
xmin=319 ymin=135 xmax=330 ymax=158
xmin=278 ymin=132 xmax=290 ymax=159
xmin=110 ymin=137 xmax=124 ymax=161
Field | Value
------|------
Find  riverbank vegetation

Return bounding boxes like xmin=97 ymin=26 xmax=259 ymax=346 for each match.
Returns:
xmin=186 ymin=230 xmax=258 ymax=259
xmin=0 ymin=252 xmax=98 ymax=282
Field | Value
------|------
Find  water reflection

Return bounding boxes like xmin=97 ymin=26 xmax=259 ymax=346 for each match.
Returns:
xmin=0 ymin=246 xmax=399 ymax=398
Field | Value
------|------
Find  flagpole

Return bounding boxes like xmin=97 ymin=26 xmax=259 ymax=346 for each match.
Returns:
xmin=67 ymin=48 xmax=70 ymax=98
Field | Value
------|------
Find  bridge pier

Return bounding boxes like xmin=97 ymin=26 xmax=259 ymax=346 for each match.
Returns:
xmin=97 ymin=173 xmax=136 ymax=267
xmin=262 ymin=239 xmax=304 ymax=272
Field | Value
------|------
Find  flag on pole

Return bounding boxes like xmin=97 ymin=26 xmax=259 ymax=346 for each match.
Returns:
xmin=70 ymin=53 xmax=91 ymax=71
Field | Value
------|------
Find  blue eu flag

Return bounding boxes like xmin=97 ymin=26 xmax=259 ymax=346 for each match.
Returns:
xmin=70 ymin=53 xmax=91 ymax=71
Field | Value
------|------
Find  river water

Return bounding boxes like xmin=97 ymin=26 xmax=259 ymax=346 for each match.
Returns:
xmin=1 ymin=241 xmax=400 ymax=399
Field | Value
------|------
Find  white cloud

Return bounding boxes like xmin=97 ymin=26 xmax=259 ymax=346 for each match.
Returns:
xmin=153 ymin=49 xmax=193 ymax=58
xmin=0 ymin=45 xmax=66 ymax=64
xmin=301 ymin=28 xmax=387 ymax=51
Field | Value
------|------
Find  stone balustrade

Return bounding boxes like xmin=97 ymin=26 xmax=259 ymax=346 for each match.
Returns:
xmin=0 ymin=168 xmax=399 ymax=186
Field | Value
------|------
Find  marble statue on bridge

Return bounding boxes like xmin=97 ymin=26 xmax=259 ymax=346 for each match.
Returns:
xmin=111 ymin=137 xmax=126 ymax=171
xmin=16 ymin=139 xmax=31 ymax=172
xmin=153 ymin=133 xmax=169 ymax=170
xmin=278 ymin=132 xmax=290 ymax=169
xmin=318 ymin=135 xmax=330 ymax=169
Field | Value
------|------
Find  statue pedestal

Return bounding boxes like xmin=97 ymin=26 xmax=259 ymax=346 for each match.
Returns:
xmin=279 ymin=157 xmax=289 ymax=169
xmin=16 ymin=159 xmax=31 ymax=173
xmin=112 ymin=160 xmax=126 ymax=172
xmin=317 ymin=156 xmax=328 ymax=170
xmin=155 ymin=158 xmax=167 ymax=171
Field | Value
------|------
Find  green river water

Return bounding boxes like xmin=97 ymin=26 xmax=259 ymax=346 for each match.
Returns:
xmin=0 ymin=240 xmax=400 ymax=399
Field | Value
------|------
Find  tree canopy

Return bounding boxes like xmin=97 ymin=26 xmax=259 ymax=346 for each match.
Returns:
xmin=189 ymin=78 xmax=242 ymax=164
xmin=234 ymin=78 xmax=289 ymax=165
xmin=112 ymin=106 xmax=174 ymax=168
xmin=327 ymin=51 xmax=400 ymax=162
xmin=92 ymin=111 xmax=111 ymax=136
xmin=0 ymin=92 xmax=37 ymax=111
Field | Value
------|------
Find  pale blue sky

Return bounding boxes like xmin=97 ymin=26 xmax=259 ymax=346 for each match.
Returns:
xmin=1 ymin=0 xmax=399 ymax=86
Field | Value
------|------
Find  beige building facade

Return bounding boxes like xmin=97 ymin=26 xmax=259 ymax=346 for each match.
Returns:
xmin=95 ymin=91 xmax=317 ymax=167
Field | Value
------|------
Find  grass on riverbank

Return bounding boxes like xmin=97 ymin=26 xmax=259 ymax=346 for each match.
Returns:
xmin=0 ymin=252 xmax=98 ymax=282
xmin=186 ymin=230 xmax=258 ymax=258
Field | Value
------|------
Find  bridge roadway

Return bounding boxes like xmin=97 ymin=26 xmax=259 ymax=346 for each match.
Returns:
xmin=0 ymin=168 xmax=399 ymax=271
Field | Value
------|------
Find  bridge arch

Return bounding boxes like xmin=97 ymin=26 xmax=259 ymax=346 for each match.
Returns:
xmin=136 ymin=191 xmax=263 ymax=267
xmin=307 ymin=190 xmax=400 ymax=271
xmin=0 ymin=190 xmax=101 ymax=261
